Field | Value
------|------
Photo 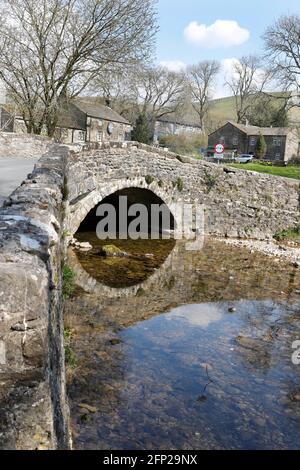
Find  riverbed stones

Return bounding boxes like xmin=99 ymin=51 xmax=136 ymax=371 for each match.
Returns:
xmin=100 ymin=245 xmax=128 ymax=258
xmin=79 ymin=404 xmax=97 ymax=414
xmin=290 ymin=391 xmax=300 ymax=402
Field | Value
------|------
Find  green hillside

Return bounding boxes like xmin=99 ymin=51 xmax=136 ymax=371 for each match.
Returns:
xmin=207 ymin=93 xmax=298 ymax=131
xmin=208 ymin=96 xmax=237 ymax=127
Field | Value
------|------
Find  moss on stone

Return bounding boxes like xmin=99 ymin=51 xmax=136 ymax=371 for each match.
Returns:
xmin=100 ymin=245 xmax=128 ymax=257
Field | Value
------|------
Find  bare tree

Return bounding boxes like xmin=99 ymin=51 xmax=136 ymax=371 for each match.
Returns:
xmin=0 ymin=0 xmax=158 ymax=135
xmin=90 ymin=65 xmax=139 ymax=121
xmin=137 ymin=65 xmax=186 ymax=120
xmin=264 ymin=15 xmax=300 ymax=92
xmin=225 ymin=55 xmax=269 ymax=124
xmin=118 ymin=64 xmax=186 ymax=139
xmin=187 ymin=60 xmax=220 ymax=131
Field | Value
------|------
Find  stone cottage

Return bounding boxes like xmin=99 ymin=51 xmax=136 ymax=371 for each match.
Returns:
xmin=208 ymin=121 xmax=300 ymax=162
xmin=153 ymin=115 xmax=202 ymax=142
xmin=51 ymin=99 xmax=132 ymax=144
xmin=2 ymin=100 xmax=132 ymax=144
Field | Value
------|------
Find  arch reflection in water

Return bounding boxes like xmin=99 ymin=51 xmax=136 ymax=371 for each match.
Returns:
xmin=71 ymin=237 xmax=176 ymax=290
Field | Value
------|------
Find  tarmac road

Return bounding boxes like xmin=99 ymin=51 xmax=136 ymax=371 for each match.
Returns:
xmin=0 ymin=157 xmax=37 ymax=206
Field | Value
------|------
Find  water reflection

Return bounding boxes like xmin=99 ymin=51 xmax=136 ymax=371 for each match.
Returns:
xmin=72 ymin=232 xmax=176 ymax=289
xmin=168 ymin=304 xmax=224 ymax=328
xmin=65 ymin=238 xmax=300 ymax=450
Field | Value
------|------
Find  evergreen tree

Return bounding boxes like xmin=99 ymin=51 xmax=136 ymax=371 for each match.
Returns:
xmin=131 ymin=113 xmax=151 ymax=144
xmin=256 ymin=132 xmax=267 ymax=159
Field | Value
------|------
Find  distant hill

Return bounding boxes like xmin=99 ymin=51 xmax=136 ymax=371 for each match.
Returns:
xmin=207 ymin=96 xmax=237 ymax=128
xmin=207 ymin=92 xmax=300 ymax=131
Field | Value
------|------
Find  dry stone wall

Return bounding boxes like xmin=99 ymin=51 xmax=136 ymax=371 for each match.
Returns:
xmin=0 ymin=143 xmax=70 ymax=449
xmin=0 ymin=132 xmax=52 ymax=158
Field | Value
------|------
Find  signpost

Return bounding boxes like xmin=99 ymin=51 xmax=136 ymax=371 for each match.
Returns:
xmin=214 ymin=143 xmax=225 ymax=154
xmin=214 ymin=143 xmax=225 ymax=163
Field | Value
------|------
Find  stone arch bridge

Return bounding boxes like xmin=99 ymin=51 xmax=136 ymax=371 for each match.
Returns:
xmin=66 ymin=141 xmax=299 ymax=240
xmin=0 ymin=138 xmax=299 ymax=450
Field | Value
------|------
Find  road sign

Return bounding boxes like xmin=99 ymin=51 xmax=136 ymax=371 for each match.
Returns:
xmin=214 ymin=143 xmax=225 ymax=154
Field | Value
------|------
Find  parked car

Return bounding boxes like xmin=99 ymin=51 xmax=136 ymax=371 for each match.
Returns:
xmin=205 ymin=146 xmax=215 ymax=158
xmin=235 ymin=154 xmax=254 ymax=164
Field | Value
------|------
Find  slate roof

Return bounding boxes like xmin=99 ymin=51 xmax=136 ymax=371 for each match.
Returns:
xmin=57 ymin=102 xmax=87 ymax=130
xmin=157 ymin=115 xmax=201 ymax=129
xmin=228 ymin=121 xmax=292 ymax=136
xmin=74 ymin=99 xmax=130 ymax=125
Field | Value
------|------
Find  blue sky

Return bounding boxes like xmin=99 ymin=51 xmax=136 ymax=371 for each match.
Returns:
xmin=156 ymin=0 xmax=300 ymax=97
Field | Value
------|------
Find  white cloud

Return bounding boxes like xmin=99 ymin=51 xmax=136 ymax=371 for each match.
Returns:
xmin=160 ymin=60 xmax=186 ymax=73
xmin=167 ymin=303 xmax=223 ymax=329
xmin=213 ymin=58 xmax=239 ymax=99
xmin=184 ymin=19 xmax=250 ymax=48
xmin=213 ymin=57 xmax=273 ymax=99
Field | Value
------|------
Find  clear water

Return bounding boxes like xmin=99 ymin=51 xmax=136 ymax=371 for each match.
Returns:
xmin=65 ymin=237 xmax=300 ymax=450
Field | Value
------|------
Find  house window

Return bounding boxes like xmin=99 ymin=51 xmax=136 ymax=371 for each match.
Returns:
xmin=220 ymin=136 xmax=225 ymax=145
xmin=78 ymin=131 xmax=85 ymax=141
xmin=232 ymin=136 xmax=238 ymax=146
xmin=97 ymin=132 xmax=103 ymax=142
xmin=275 ymin=153 xmax=281 ymax=160
xmin=273 ymin=137 xmax=281 ymax=146
xmin=250 ymin=137 xmax=256 ymax=146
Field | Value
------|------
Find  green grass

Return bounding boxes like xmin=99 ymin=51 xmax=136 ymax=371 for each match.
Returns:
xmin=274 ymin=227 xmax=300 ymax=242
xmin=64 ymin=345 xmax=77 ymax=368
xmin=64 ymin=327 xmax=77 ymax=368
xmin=208 ymin=96 xmax=237 ymax=124
xmin=62 ymin=264 xmax=75 ymax=299
xmin=228 ymin=163 xmax=300 ymax=180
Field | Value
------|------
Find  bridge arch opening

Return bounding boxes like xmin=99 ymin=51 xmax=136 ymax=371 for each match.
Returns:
xmin=77 ymin=187 xmax=175 ymax=238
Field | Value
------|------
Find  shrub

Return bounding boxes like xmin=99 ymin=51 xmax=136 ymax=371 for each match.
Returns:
xmin=62 ymin=264 xmax=75 ymax=299
xmin=145 ymin=175 xmax=154 ymax=185
xmin=131 ymin=113 xmax=151 ymax=144
xmin=274 ymin=226 xmax=300 ymax=241
xmin=288 ymin=155 xmax=300 ymax=166
xmin=203 ymin=168 xmax=218 ymax=193
xmin=176 ymin=177 xmax=184 ymax=192
xmin=256 ymin=133 xmax=267 ymax=159
xmin=158 ymin=132 xmax=207 ymax=156
xmin=65 ymin=345 xmax=77 ymax=368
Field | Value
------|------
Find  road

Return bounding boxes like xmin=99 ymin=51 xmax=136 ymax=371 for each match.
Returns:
xmin=0 ymin=157 xmax=37 ymax=206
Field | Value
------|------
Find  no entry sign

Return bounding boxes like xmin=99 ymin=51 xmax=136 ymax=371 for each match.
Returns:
xmin=214 ymin=143 xmax=225 ymax=154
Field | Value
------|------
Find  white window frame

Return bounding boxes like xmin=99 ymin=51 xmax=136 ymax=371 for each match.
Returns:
xmin=273 ymin=137 xmax=281 ymax=146
xmin=77 ymin=131 xmax=85 ymax=142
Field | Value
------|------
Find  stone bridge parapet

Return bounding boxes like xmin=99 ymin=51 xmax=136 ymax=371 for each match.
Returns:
xmin=0 ymin=142 xmax=70 ymax=449
xmin=67 ymin=141 xmax=300 ymax=240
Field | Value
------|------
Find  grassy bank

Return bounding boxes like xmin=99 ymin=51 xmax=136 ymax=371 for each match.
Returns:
xmin=228 ymin=163 xmax=300 ymax=180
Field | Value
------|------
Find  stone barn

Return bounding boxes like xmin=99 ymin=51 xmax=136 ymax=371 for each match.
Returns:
xmin=208 ymin=121 xmax=300 ymax=162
